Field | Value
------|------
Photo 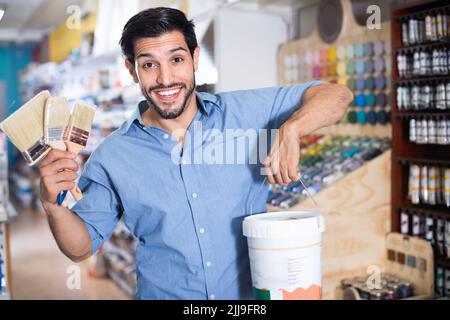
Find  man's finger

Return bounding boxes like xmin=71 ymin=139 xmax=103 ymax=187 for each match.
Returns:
xmin=287 ymin=157 xmax=300 ymax=182
xmin=56 ymin=181 xmax=76 ymax=192
xmin=279 ymin=163 xmax=291 ymax=186
xmin=40 ymin=149 xmax=76 ymax=167
xmin=40 ymin=159 xmax=79 ymax=177
xmin=53 ymin=170 xmax=78 ymax=183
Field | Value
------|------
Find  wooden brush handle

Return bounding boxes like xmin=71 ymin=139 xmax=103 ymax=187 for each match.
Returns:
xmin=70 ymin=185 xmax=83 ymax=201
xmin=66 ymin=141 xmax=85 ymax=201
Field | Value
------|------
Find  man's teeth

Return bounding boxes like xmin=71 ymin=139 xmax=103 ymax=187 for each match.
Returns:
xmin=157 ymin=88 xmax=181 ymax=96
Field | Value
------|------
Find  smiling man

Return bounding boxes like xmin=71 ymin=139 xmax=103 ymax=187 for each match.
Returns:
xmin=38 ymin=7 xmax=352 ymax=300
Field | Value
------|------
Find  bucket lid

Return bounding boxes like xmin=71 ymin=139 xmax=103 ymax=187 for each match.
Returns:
xmin=243 ymin=211 xmax=325 ymax=239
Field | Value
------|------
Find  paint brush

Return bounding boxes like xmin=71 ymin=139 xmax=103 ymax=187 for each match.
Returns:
xmin=0 ymin=91 xmax=52 ymax=166
xmin=44 ymin=96 xmax=71 ymax=151
xmin=57 ymin=101 xmax=96 ymax=204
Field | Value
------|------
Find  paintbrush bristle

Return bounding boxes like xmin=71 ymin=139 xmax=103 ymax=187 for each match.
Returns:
xmin=0 ymin=91 xmax=52 ymax=165
xmin=44 ymin=96 xmax=71 ymax=150
xmin=64 ymin=101 xmax=96 ymax=152
xmin=68 ymin=101 xmax=96 ymax=132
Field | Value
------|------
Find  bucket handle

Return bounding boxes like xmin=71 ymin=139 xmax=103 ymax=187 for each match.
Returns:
xmin=248 ymin=175 xmax=320 ymax=215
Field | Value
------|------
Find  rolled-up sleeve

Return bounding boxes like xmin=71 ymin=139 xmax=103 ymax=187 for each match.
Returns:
xmin=219 ymin=81 xmax=325 ymax=131
xmin=267 ymin=81 xmax=325 ymax=129
xmin=70 ymin=157 xmax=123 ymax=254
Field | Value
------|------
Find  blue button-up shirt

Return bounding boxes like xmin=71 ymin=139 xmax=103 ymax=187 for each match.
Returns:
xmin=71 ymin=81 xmax=323 ymax=300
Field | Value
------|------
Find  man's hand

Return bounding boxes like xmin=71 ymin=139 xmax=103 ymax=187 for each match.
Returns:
xmin=39 ymin=149 xmax=79 ymax=206
xmin=263 ymin=121 xmax=301 ymax=186
xmin=263 ymin=83 xmax=352 ymax=186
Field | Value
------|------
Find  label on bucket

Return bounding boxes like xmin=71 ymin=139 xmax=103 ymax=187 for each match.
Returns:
xmin=248 ymin=241 xmax=322 ymax=300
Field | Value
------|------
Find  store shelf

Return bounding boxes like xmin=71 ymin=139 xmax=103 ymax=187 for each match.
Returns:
xmin=395 ymin=156 xmax=450 ymax=166
xmin=394 ymin=111 xmax=450 ymax=118
xmin=394 ymin=2 xmax=450 ymax=22
xmin=395 ymin=40 xmax=450 ymax=53
xmin=395 ymin=204 xmax=450 ymax=219
xmin=391 ymin=3 xmax=450 ymax=297
xmin=395 ymin=75 xmax=450 ymax=85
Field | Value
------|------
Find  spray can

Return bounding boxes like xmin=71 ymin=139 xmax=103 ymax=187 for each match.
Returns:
xmin=401 ymin=210 xmax=409 ymax=235
xmin=428 ymin=118 xmax=437 ymax=144
xmin=436 ymin=83 xmax=446 ymax=109
xmin=437 ymin=12 xmax=444 ymax=39
xmin=428 ymin=166 xmax=438 ymax=204
xmin=445 ymin=168 xmax=450 ymax=207
xmin=446 ymin=83 xmax=450 ymax=109
xmin=445 ymin=220 xmax=450 ymax=258
xmin=412 ymin=85 xmax=421 ymax=109
xmin=410 ymin=165 xmax=421 ymax=204
xmin=409 ymin=119 xmax=417 ymax=142
xmin=425 ymin=217 xmax=435 ymax=245
xmin=421 ymin=118 xmax=428 ymax=144
xmin=412 ymin=214 xmax=421 ymax=237
xmin=425 ymin=15 xmax=432 ymax=41
xmin=446 ymin=269 xmax=450 ymax=297
xmin=447 ymin=119 xmax=450 ymax=144
xmin=402 ymin=21 xmax=410 ymax=46
xmin=423 ymin=85 xmax=433 ymax=109
xmin=420 ymin=165 xmax=429 ymax=204
xmin=416 ymin=118 xmax=423 ymax=143
xmin=437 ymin=118 xmax=446 ymax=144
xmin=409 ymin=19 xmax=417 ymax=44
xmin=437 ymin=218 xmax=445 ymax=256
xmin=436 ymin=267 xmax=444 ymax=297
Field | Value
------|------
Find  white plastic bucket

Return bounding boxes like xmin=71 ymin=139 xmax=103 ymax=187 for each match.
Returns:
xmin=243 ymin=211 xmax=325 ymax=300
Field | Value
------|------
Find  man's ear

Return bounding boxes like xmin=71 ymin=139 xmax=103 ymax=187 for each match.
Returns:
xmin=193 ymin=47 xmax=200 ymax=72
xmin=125 ymin=59 xmax=139 ymax=83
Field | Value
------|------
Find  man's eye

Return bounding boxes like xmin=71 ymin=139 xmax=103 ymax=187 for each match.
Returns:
xmin=173 ymin=57 xmax=184 ymax=63
xmin=143 ymin=62 xmax=154 ymax=69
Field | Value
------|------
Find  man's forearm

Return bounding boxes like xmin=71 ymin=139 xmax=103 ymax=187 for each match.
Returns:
xmin=43 ymin=202 xmax=93 ymax=262
xmin=285 ymin=84 xmax=353 ymax=139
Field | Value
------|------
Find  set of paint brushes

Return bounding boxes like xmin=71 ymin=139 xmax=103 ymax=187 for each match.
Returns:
xmin=0 ymin=90 xmax=96 ymax=206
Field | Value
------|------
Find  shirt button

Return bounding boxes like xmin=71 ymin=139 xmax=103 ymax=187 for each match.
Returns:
xmin=192 ymin=192 xmax=198 ymax=199
xmin=199 ymin=228 xmax=205 ymax=234
xmin=162 ymin=133 xmax=169 ymax=139
xmin=206 ymin=261 xmax=212 ymax=267
xmin=181 ymin=159 xmax=188 ymax=165
xmin=210 ymin=294 xmax=216 ymax=299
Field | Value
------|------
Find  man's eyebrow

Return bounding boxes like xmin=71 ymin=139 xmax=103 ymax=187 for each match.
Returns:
xmin=136 ymin=52 xmax=154 ymax=59
xmin=169 ymin=47 xmax=188 ymax=54
xmin=136 ymin=47 xmax=188 ymax=60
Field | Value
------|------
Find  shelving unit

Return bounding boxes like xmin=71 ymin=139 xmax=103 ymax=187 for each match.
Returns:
xmin=391 ymin=0 xmax=450 ymax=298
xmin=0 ymin=133 xmax=13 ymax=300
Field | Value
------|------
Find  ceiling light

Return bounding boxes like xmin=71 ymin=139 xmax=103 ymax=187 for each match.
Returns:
xmin=0 ymin=6 xmax=6 ymax=22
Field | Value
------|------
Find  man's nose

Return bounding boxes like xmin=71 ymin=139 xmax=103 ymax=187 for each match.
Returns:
xmin=156 ymin=63 xmax=172 ymax=86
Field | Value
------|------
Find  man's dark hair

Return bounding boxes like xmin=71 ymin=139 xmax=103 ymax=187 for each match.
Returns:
xmin=119 ymin=7 xmax=198 ymax=64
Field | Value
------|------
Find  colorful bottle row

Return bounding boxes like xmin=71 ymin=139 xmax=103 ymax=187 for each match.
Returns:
xmin=397 ymin=83 xmax=450 ymax=110
xmin=400 ymin=210 xmax=450 ymax=258
xmin=409 ymin=117 xmax=450 ymax=145
xmin=408 ymin=164 xmax=450 ymax=207
xmin=401 ymin=11 xmax=450 ymax=46
xmin=397 ymin=48 xmax=450 ymax=78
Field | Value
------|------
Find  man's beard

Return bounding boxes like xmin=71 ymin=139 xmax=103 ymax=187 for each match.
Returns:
xmin=141 ymin=77 xmax=196 ymax=120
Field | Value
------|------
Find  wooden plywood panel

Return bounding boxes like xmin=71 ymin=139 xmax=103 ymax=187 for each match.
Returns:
xmin=385 ymin=233 xmax=434 ymax=297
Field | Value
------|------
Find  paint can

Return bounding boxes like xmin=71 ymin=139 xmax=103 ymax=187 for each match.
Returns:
xmin=243 ymin=211 xmax=325 ymax=300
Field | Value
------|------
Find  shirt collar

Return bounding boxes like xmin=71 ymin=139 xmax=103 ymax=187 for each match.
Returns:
xmin=122 ymin=91 xmax=221 ymax=133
